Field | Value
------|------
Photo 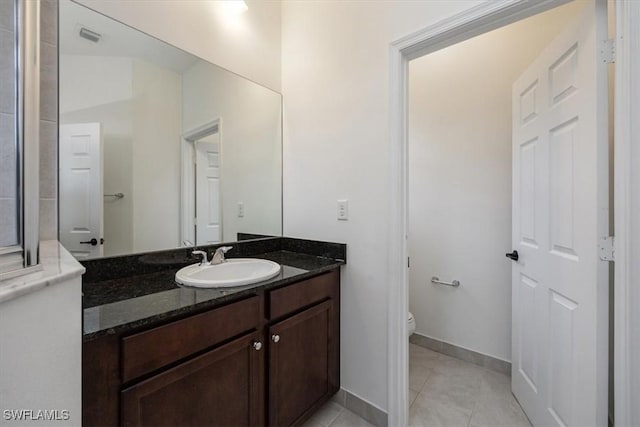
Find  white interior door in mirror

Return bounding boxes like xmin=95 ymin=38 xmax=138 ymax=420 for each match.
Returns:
xmin=60 ymin=123 xmax=104 ymax=259
xmin=511 ymin=1 xmax=609 ymax=426
xmin=195 ymin=133 xmax=222 ymax=245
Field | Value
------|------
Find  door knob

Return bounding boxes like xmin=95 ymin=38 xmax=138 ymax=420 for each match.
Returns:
xmin=253 ymin=341 xmax=262 ymax=351
xmin=80 ymin=238 xmax=98 ymax=246
xmin=506 ymin=250 xmax=519 ymax=261
xmin=271 ymin=334 xmax=280 ymax=343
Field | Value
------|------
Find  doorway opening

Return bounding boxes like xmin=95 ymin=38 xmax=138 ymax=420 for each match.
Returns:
xmin=389 ymin=1 xmax=613 ymax=425
xmin=181 ymin=119 xmax=223 ymax=246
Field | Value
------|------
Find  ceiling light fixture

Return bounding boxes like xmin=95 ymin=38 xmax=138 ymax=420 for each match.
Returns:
xmin=222 ymin=0 xmax=248 ymax=16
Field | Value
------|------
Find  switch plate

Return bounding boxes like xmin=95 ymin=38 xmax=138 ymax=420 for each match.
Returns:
xmin=337 ymin=200 xmax=348 ymax=220
xmin=237 ymin=202 xmax=244 ymax=218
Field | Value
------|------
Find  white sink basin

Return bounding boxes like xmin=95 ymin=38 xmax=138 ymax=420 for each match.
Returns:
xmin=175 ymin=258 xmax=281 ymax=288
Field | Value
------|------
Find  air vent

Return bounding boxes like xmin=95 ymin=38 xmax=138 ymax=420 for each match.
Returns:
xmin=79 ymin=27 xmax=101 ymax=43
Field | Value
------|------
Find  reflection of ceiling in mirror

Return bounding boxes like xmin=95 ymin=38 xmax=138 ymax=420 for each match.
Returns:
xmin=59 ymin=0 xmax=199 ymax=73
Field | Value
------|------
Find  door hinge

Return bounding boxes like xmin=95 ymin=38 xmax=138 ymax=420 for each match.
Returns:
xmin=408 ymin=257 xmax=410 ymax=268
xmin=600 ymin=39 xmax=616 ymax=63
xmin=599 ymin=236 xmax=615 ymax=262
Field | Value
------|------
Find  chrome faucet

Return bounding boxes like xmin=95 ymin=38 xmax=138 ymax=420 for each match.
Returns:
xmin=211 ymin=246 xmax=233 ymax=265
xmin=191 ymin=250 xmax=210 ymax=266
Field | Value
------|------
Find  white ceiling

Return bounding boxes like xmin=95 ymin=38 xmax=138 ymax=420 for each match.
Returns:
xmin=59 ymin=0 xmax=199 ymax=73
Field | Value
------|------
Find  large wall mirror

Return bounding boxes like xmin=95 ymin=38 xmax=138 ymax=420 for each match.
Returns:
xmin=58 ymin=0 xmax=282 ymax=260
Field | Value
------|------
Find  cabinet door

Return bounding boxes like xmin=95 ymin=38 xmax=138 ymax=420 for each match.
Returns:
xmin=122 ymin=331 xmax=264 ymax=427
xmin=269 ymin=300 xmax=335 ymax=426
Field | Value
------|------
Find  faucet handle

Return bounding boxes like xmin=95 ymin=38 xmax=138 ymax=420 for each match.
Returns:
xmin=191 ymin=250 xmax=210 ymax=266
xmin=212 ymin=246 xmax=233 ymax=264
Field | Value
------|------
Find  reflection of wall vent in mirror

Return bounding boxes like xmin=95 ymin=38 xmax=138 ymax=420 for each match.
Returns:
xmin=79 ymin=27 xmax=101 ymax=43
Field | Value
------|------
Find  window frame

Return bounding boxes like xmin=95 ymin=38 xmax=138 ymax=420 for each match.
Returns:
xmin=0 ymin=0 xmax=41 ymax=279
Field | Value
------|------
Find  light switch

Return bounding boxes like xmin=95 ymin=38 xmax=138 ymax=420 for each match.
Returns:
xmin=237 ymin=202 xmax=244 ymax=218
xmin=337 ymin=200 xmax=348 ymax=220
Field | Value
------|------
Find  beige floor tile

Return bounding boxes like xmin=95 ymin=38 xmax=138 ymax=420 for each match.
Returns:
xmin=432 ymin=353 xmax=486 ymax=380
xmin=329 ymin=409 xmax=374 ymax=427
xmin=409 ymin=364 xmax=432 ymax=392
xmin=409 ymin=342 xmax=533 ymax=427
xmin=416 ymin=371 xmax=480 ymax=414
xmin=469 ymin=395 xmax=531 ymax=427
xmin=303 ymin=401 xmax=345 ymax=427
xmin=409 ymin=397 xmax=472 ymax=427
xmin=410 ymin=344 xmax=441 ymax=368
xmin=479 ymin=369 xmax=512 ymax=399
xmin=409 ymin=389 xmax=419 ymax=407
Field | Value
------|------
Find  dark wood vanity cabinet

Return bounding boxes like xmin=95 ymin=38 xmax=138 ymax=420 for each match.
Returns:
xmin=83 ymin=269 xmax=340 ymax=427
xmin=268 ymin=301 xmax=335 ymax=426
xmin=122 ymin=331 xmax=264 ymax=427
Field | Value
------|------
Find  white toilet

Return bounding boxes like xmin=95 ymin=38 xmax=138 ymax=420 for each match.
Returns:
xmin=408 ymin=312 xmax=416 ymax=336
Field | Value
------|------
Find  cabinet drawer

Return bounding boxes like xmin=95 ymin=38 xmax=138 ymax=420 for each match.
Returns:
xmin=268 ymin=270 xmax=338 ymax=320
xmin=121 ymin=296 xmax=260 ymax=383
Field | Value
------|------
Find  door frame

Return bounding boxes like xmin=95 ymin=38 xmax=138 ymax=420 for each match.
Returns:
xmin=612 ymin=2 xmax=640 ymax=425
xmin=387 ymin=1 xmax=635 ymax=425
xmin=180 ymin=118 xmax=222 ymax=246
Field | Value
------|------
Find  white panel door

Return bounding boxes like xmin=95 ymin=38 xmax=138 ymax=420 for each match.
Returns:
xmin=195 ymin=133 xmax=222 ymax=245
xmin=511 ymin=2 xmax=609 ymax=426
xmin=59 ymin=123 xmax=103 ymax=259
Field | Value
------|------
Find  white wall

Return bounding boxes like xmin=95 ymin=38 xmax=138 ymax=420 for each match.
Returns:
xmin=281 ymin=0 xmax=486 ymax=411
xmin=59 ymin=55 xmax=132 ymax=114
xmin=182 ymin=61 xmax=282 ymax=242
xmin=408 ymin=1 xmax=583 ymax=362
xmin=60 ymin=55 xmax=134 ymax=257
xmin=0 ymin=276 xmax=82 ymax=426
xmin=131 ymin=60 xmax=183 ymax=253
xmin=60 ymin=55 xmax=183 ymax=255
xmin=74 ymin=0 xmax=282 ymax=92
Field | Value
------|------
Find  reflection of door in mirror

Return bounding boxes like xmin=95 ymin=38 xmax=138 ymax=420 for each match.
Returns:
xmin=59 ymin=123 xmax=104 ymax=259
xmin=181 ymin=120 xmax=223 ymax=246
xmin=195 ymin=133 xmax=222 ymax=245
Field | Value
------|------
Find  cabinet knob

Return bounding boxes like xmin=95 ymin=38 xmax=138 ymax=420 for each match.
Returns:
xmin=253 ymin=341 xmax=262 ymax=351
xmin=271 ymin=334 xmax=280 ymax=343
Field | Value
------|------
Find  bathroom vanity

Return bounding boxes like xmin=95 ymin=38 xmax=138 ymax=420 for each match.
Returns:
xmin=82 ymin=238 xmax=345 ymax=427
xmin=60 ymin=3 xmax=344 ymax=426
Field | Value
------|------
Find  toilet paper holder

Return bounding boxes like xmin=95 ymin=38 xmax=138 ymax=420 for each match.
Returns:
xmin=431 ymin=276 xmax=460 ymax=287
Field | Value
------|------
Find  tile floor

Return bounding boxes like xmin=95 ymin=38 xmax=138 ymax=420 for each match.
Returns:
xmin=304 ymin=343 xmax=531 ymax=427
xmin=302 ymin=400 xmax=374 ymax=427
xmin=408 ymin=343 xmax=531 ymax=427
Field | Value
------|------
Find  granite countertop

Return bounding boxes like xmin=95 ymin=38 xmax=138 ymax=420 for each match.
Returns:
xmin=83 ymin=250 xmax=344 ymax=341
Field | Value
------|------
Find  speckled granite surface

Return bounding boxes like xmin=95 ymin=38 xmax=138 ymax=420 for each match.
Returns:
xmin=82 ymin=238 xmax=346 ymax=341
xmin=81 ymin=237 xmax=346 ymax=284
